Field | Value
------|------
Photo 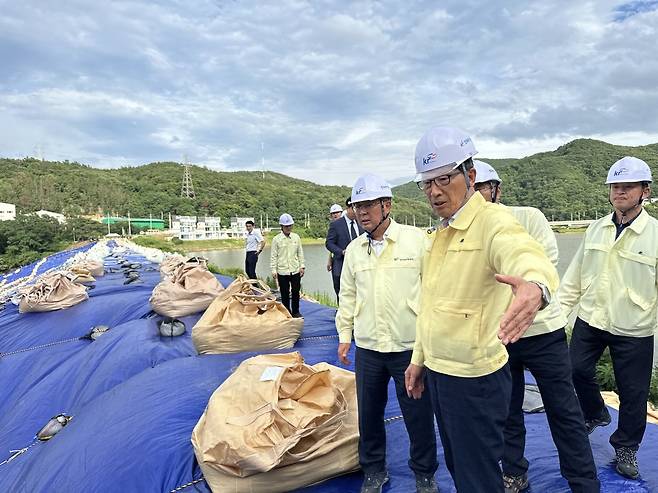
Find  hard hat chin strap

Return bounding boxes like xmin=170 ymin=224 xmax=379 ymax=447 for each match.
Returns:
xmin=491 ymin=184 xmax=500 ymax=203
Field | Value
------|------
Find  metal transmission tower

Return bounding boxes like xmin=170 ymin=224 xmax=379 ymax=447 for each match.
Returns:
xmin=180 ymin=157 xmax=196 ymax=198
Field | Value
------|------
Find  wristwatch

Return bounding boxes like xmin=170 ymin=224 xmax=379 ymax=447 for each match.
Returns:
xmin=529 ymin=281 xmax=551 ymax=311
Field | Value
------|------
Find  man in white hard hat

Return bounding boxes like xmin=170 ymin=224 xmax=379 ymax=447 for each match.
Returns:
xmin=336 ymin=174 xmax=438 ymax=493
xmin=329 ymin=203 xmax=343 ymax=221
xmin=270 ymin=213 xmax=305 ymax=318
xmin=560 ymin=156 xmax=657 ymax=480
xmin=326 ymin=198 xmax=363 ymax=302
xmin=325 ymin=203 xmax=344 ymax=276
xmin=404 ymin=126 xmax=559 ymax=493
xmin=474 ymin=160 xmax=599 ymax=493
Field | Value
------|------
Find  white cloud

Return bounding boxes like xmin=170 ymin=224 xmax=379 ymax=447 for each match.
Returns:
xmin=0 ymin=0 xmax=657 ymax=186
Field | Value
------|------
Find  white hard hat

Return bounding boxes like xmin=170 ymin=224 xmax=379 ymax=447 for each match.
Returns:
xmin=473 ymin=160 xmax=502 ymax=185
xmin=329 ymin=203 xmax=342 ymax=214
xmin=606 ymin=156 xmax=652 ymax=184
xmin=414 ymin=126 xmax=478 ymax=181
xmin=279 ymin=213 xmax=294 ymax=226
xmin=351 ymin=174 xmax=393 ymax=203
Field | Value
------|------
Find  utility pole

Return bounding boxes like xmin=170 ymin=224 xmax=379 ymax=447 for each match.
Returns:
xmin=106 ymin=212 xmax=111 ymax=235
xmin=181 ymin=155 xmax=196 ymax=198
xmin=128 ymin=211 xmax=132 ymax=236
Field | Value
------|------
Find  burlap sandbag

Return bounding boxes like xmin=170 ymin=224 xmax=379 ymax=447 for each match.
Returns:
xmin=69 ymin=266 xmax=96 ymax=284
xmin=19 ymin=273 xmax=89 ymax=313
xmin=192 ymin=352 xmax=359 ymax=493
xmin=72 ymin=260 xmax=104 ymax=277
xmin=159 ymin=254 xmax=188 ymax=278
xmin=192 ymin=277 xmax=303 ymax=354
xmin=150 ymin=262 xmax=223 ymax=318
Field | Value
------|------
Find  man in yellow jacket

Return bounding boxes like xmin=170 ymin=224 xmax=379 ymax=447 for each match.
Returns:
xmin=559 ymin=156 xmax=657 ymax=480
xmin=405 ymin=126 xmax=559 ymax=493
xmin=270 ymin=213 xmax=305 ymax=318
xmin=336 ymin=174 xmax=438 ymax=493
xmin=474 ymin=160 xmax=599 ymax=493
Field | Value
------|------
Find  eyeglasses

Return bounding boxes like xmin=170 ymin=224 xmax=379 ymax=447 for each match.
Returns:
xmin=416 ymin=169 xmax=462 ymax=192
xmin=352 ymin=199 xmax=382 ymax=211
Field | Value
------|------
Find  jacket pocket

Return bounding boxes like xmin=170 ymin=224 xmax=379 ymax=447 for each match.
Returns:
xmin=617 ymin=249 xmax=657 ymax=301
xmin=627 ymin=287 xmax=654 ymax=311
xmin=428 ymin=301 xmax=483 ymax=365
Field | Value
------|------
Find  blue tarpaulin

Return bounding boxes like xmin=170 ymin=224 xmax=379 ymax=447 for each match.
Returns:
xmin=1 ymin=247 xmax=656 ymax=492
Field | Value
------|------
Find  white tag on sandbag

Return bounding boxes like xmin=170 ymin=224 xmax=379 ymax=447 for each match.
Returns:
xmin=260 ymin=366 xmax=283 ymax=382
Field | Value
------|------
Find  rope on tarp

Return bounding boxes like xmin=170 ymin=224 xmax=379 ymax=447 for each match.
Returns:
xmin=297 ymin=334 xmax=339 ymax=342
xmin=169 ymin=477 xmax=206 ymax=492
xmin=0 ymin=336 xmax=84 ymax=358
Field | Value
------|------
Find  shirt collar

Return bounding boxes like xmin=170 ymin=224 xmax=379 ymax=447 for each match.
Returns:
xmin=605 ymin=208 xmax=648 ymax=234
xmin=444 ymin=192 xmax=486 ymax=231
xmin=357 ymin=218 xmax=399 ymax=245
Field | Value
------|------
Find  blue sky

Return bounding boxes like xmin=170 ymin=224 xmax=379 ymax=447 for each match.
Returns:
xmin=1 ymin=1 xmax=658 ymax=185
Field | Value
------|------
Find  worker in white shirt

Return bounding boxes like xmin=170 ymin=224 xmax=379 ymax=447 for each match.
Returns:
xmin=560 ymin=156 xmax=657 ymax=480
xmin=473 ymin=160 xmax=599 ymax=493
xmin=336 ymin=174 xmax=438 ymax=493
xmin=244 ymin=220 xmax=265 ymax=279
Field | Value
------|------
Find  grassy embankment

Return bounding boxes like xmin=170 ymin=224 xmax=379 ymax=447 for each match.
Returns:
xmin=132 ymin=234 xmax=324 ymax=253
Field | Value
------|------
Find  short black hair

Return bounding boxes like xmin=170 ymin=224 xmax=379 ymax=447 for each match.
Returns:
xmin=345 ymin=197 xmax=352 ymax=207
xmin=461 ymin=157 xmax=474 ymax=171
xmin=245 ymin=220 xmax=255 ymax=226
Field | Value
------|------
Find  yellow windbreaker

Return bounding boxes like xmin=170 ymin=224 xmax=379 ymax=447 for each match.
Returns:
xmin=270 ymin=232 xmax=305 ymax=275
xmin=336 ymin=220 xmax=424 ymax=353
xmin=506 ymin=205 xmax=567 ymax=338
xmin=559 ymin=210 xmax=658 ymax=337
xmin=411 ymin=193 xmax=559 ymax=377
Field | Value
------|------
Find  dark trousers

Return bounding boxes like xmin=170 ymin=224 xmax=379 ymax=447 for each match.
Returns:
xmin=503 ymin=329 xmax=599 ymax=492
xmin=278 ymin=272 xmax=301 ymax=316
xmin=355 ymin=347 xmax=437 ymax=477
xmin=570 ymin=317 xmax=654 ymax=450
xmin=332 ymin=272 xmax=341 ymax=300
xmin=426 ymin=364 xmax=511 ymax=493
xmin=245 ymin=251 xmax=258 ymax=279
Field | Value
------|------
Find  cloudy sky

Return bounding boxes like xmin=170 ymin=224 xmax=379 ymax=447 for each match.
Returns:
xmin=1 ymin=1 xmax=657 ymax=185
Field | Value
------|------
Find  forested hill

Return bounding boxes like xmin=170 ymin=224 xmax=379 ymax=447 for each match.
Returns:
xmin=0 ymin=159 xmax=434 ymax=233
xmin=394 ymin=138 xmax=658 ymax=220
xmin=2 ymin=138 xmax=658 ymax=226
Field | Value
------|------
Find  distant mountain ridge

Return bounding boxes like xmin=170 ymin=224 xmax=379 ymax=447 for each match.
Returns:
xmin=2 ymin=138 xmax=657 ymax=227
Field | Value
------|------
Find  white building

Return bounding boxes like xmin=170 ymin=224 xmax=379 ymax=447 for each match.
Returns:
xmin=0 ymin=202 xmax=16 ymax=221
xmin=35 ymin=209 xmax=66 ymax=224
xmin=171 ymin=215 xmax=226 ymax=240
xmin=170 ymin=215 xmax=268 ymax=241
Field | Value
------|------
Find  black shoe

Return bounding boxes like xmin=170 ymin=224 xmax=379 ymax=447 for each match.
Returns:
xmin=360 ymin=471 xmax=389 ymax=493
xmin=585 ymin=407 xmax=611 ymax=434
xmin=615 ymin=447 xmax=640 ymax=479
xmin=415 ymin=474 xmax=439 ymax=493
xmin=503 ymin=473 xmax=529 ymax=493
xmin=292 ymin=312 xmax=303 ymax=318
